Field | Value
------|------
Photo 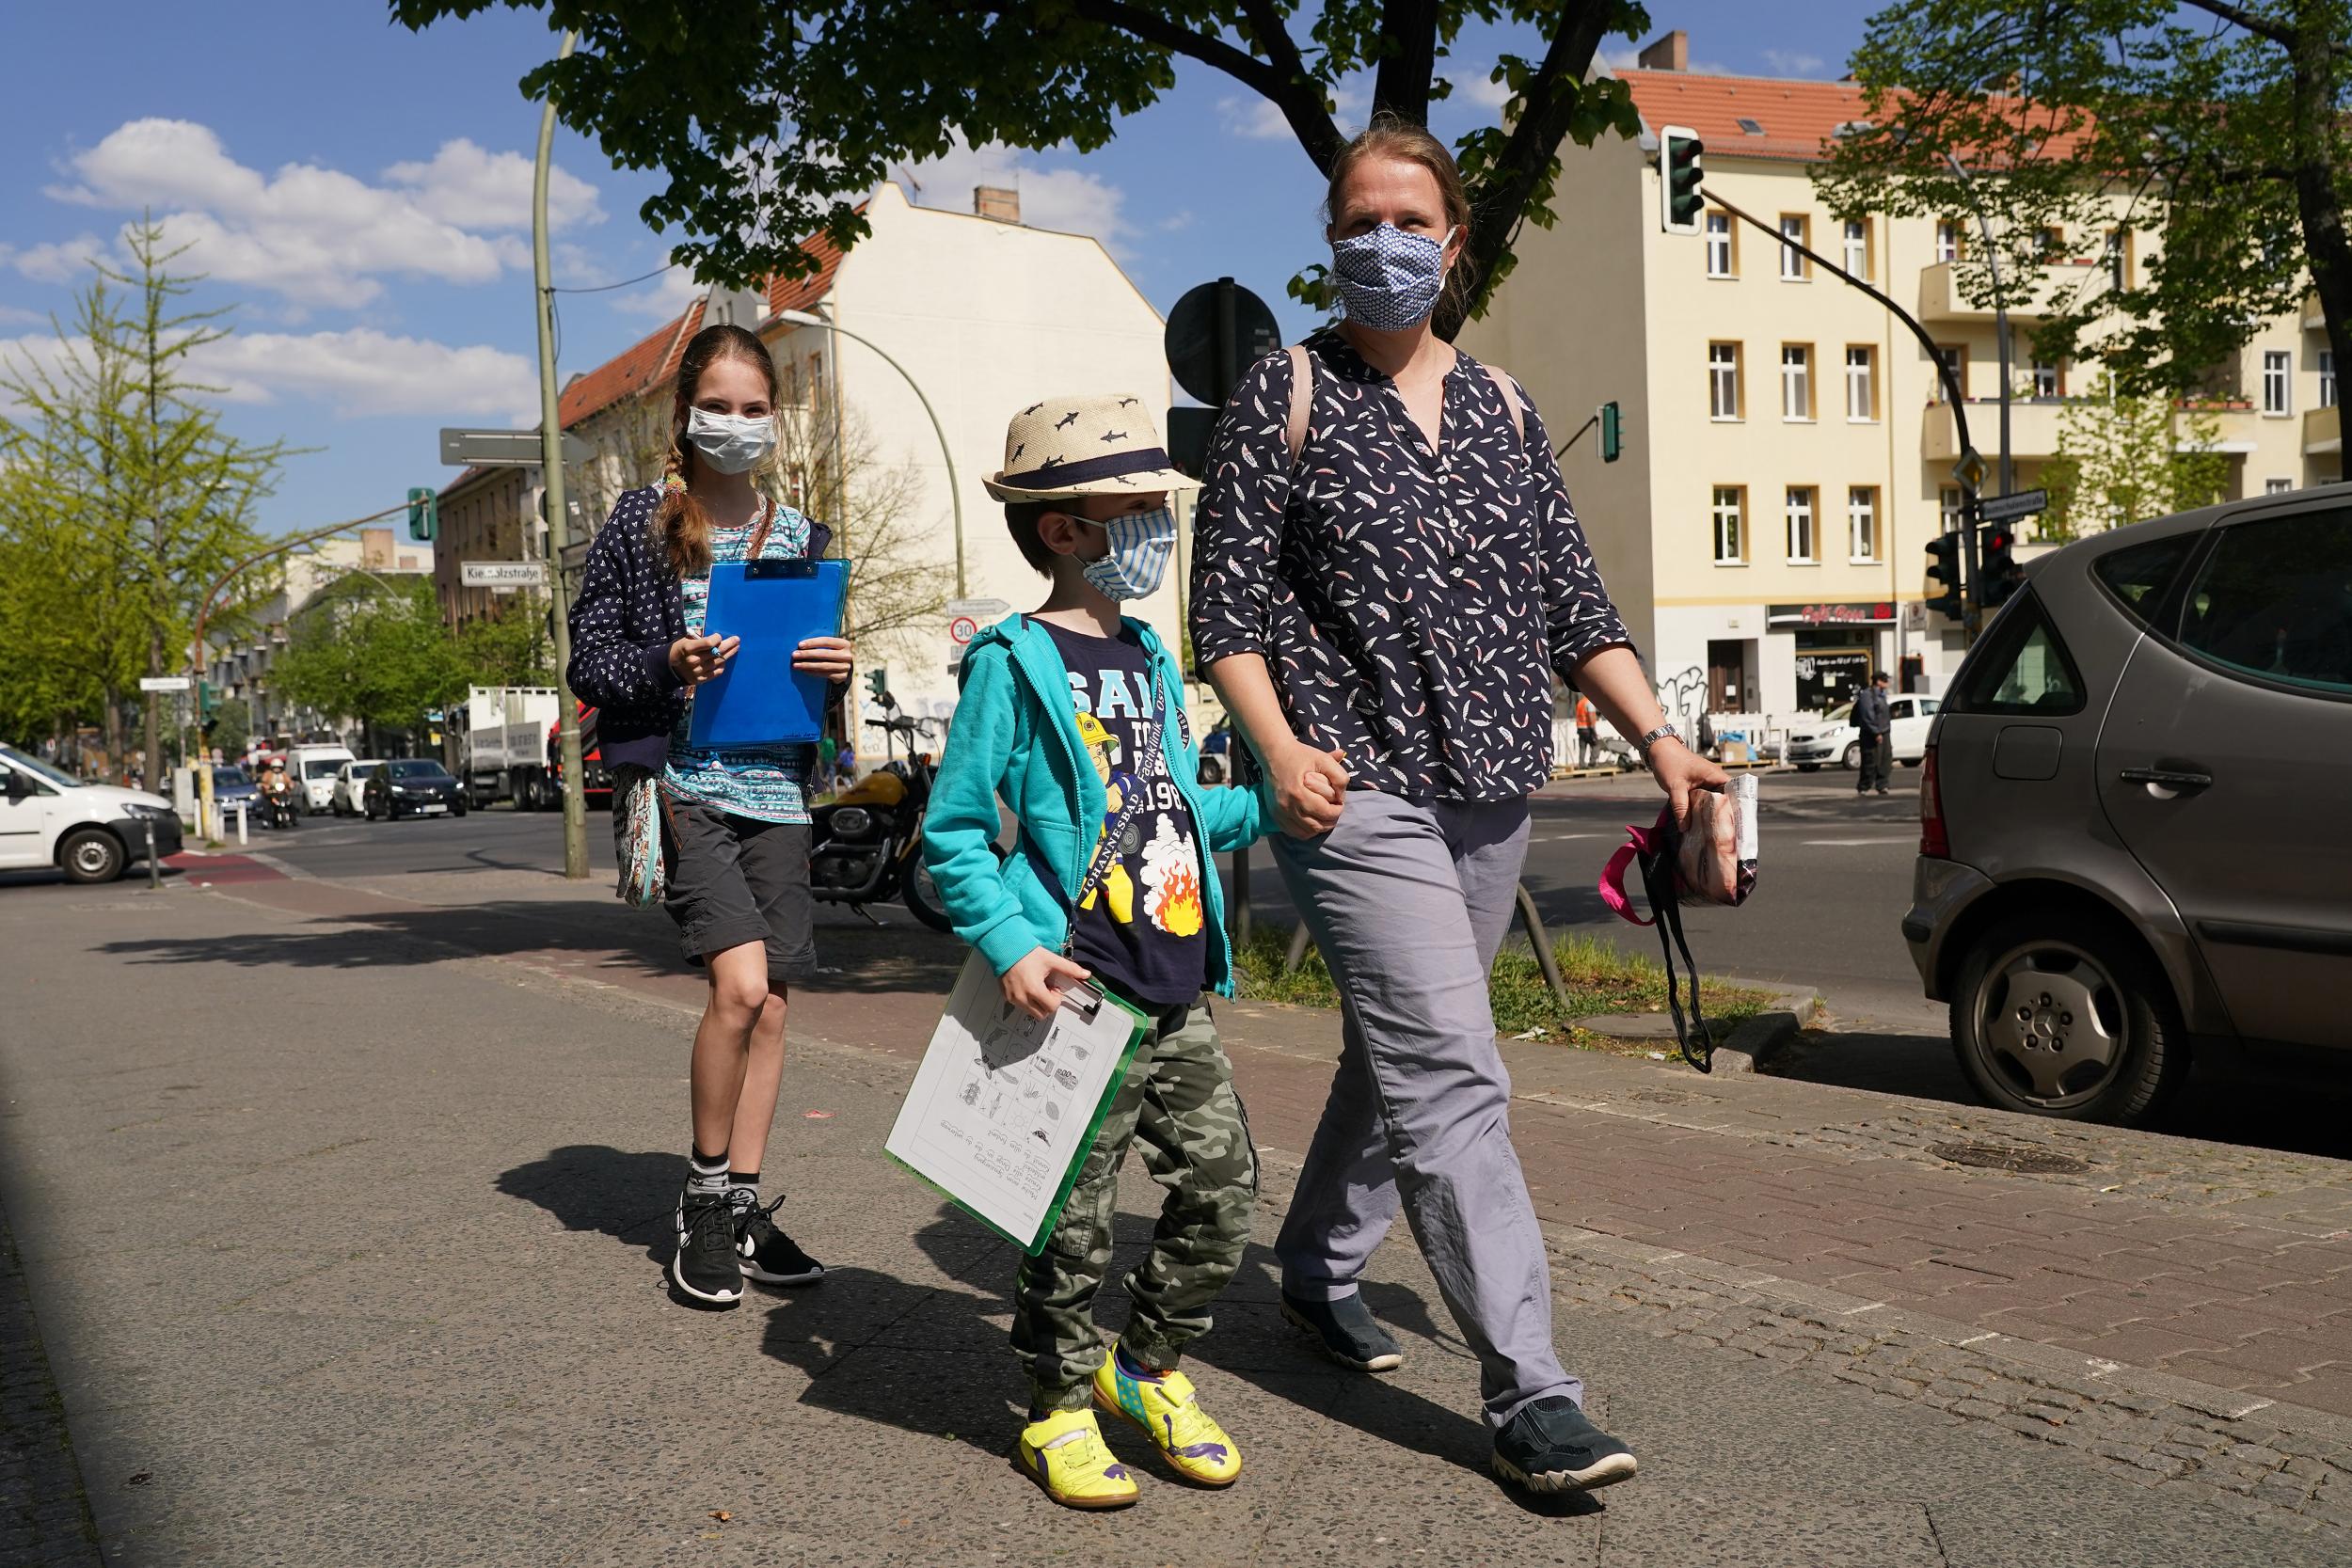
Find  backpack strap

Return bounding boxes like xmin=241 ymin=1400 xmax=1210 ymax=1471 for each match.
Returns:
xmin=1483 ymin=363 xmax=1526 ymax=446
xmin=1284 ymin=344 xmax=1314 ymax=469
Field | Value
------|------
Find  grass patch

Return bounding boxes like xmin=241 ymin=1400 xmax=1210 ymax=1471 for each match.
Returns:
xmin=1232 ymin=923 xmax=1775 ymax=1042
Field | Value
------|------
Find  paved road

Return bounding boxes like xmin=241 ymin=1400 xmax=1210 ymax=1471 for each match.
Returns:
xmin=7 ymin=868 xmax=2349 ymax=1563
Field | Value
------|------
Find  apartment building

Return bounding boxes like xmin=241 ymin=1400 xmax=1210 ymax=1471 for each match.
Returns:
xmin=204 ymin=528 xmax=431 ymax=745
xmin=555 ymin=180 xmax=1175 ymax=719
xmin=434 ymin=463 xmax=534 ymax=629
xmin=1459 ymin=31 xmax=2341 ymax=724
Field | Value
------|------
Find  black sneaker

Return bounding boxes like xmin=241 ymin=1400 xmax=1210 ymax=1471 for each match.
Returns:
xmin=671 ymin=1190 xmax=744 ymax=1306
xmin=732 ymin=1191 xmax=824 ymax=1286
xmin=1493 ymin=1396 xmax=1637 ymax=1494
xmin=1279 ymin=1291 xmax=1403 ymax=1372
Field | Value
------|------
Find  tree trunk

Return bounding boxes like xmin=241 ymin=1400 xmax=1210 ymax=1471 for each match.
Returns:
xmin=103 ymin=686 xmax=124 ymax=784
xmin=144 ymin=613 xmax=166 ymax=797
xmin=2284 ymin=3 xmax=2352 ymax=466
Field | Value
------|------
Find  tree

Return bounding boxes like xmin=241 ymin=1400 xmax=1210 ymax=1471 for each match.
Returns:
xmin=394 ymin=0 xmax=1657 ymax=335
xmin=2039 ymin=372 xmax=2229 ymax=540
xmin=272 ymin=575 xmax=470 ymax=747
xmin=208 ymin=697 xmax=252 ymax=760
xmin=1818 ymin=0 xmax=2352 ymax=457
xmin=777 ymin=404 xmax=949 ymax=666
xmin=457 ymin=604 xmax=557 ymax=689
xmin=0 ymin=221 xmax=289 ymax=784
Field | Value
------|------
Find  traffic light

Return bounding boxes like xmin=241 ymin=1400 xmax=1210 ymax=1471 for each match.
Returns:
xmin=865 ymin=668 xmax=888 ymax=700
xmin=1660 ymin=125 xmax=1706 ymax=234
xmin=1925 ymin=532 xmax=1964 ymax=620
xmin=1977 ymin=525 xmax=2019 ymax=608
xmin=1598 ymin=401 xmax=1625 ymax=463
xmin=406 ymin=485 xmax=437 ymax=542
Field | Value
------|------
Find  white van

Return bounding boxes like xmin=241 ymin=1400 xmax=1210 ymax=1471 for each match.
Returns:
xmin=0 ymin=743 xmax=183 ymax=883
xmin=288 ymin=743 xmax=357 ymax=815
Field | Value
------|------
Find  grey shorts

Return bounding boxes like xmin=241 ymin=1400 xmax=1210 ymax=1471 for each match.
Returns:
xmin=653 ymin=799 xmax=819 ymax=989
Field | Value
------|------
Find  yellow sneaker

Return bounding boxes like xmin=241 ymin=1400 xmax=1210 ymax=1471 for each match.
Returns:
xmin=1093 ymin=1354 xmax=1243 ymax=1487
xmin=1015 ymin=1408 xmax=1140 ymax=1511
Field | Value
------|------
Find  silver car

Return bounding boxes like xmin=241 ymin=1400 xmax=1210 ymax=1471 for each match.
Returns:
xmin=1904 ymin=484 xmax=2352 ymax=1124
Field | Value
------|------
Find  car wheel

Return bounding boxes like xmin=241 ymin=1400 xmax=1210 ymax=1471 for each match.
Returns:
xmin=1841 ymin=740 xmax=1863 ymax=770
xmin=1901 ymin=758 xmax=1922 ymax=768
xmin=1795 ymin=763 xmax=1820 ymax=773
xmin=1950 ymin=911 xmax=2185 ymax=1125
xmin=453 ymin=800 xmax=468 ymax=817
xmin=60 ymin=828 xmax=126 ymax=885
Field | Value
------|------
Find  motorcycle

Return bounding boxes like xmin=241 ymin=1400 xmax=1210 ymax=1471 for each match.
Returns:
xmin=807 ymin=698 xmax=963 ymax=931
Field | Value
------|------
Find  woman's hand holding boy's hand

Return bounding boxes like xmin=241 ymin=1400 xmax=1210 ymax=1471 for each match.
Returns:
xmin=1269 ymin=738 xmax=1349 ymax=839
xmin=1003 ymin=948 xmax=1091 ymax=1021
xmin=793 ymin=635 xmax=854 ymax=683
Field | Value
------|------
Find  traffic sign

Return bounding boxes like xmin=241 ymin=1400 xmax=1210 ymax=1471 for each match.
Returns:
xmin=138 ymin=675 xmax=190 ymax=693
xmin=558 ymin=540 xmax=592 ymax=574
xmin=1165 ymin=278 xmax=1281 ymax=407
xmin=946 ymin=597 xmax=1009 ymax=633
xmin=949 ymin=616 xmax=979 ymax=645
xmin=1949 ymin=448 xmax=1989 ymax=494
xmin=1978 ymin=488 xmax=2049 ymax=524
xmin=461 ymin=561 xmax=548 ymax=588
xmin=440 ymin=427 xmax=591 ymax=467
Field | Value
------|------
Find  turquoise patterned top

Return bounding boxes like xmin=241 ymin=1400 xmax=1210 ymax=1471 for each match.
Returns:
xmin=661 ymin=502 xmax=819 ymax=825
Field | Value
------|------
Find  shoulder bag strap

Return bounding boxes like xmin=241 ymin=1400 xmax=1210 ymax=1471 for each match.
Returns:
xmin=1284 ymin=344 xmax=1314 ymax=470
xmin=1482 ymin=363 xmax=1526 ymax=446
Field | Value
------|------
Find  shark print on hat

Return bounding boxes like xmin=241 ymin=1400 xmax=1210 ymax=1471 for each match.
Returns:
xmin=1188 ymin=328 xmax=1634 ymax=802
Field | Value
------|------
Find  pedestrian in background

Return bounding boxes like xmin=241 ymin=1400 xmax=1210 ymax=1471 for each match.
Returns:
xmin=1574 ymin=691 xmax=1599 ymax=768
xmin=1853 ymin=670 xmax=1893 ymax=797
xmin=1190 ymin=114 xmax=1726 ymax=1497
xmin=566 ymin=323 xmax=853 ymax=1308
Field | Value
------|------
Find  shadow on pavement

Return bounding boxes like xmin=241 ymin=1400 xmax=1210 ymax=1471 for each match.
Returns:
xmin=497 ymin=1144 xmax=679 ymax=1266
xmin=95 ymin=900 xmax=968 ymax=996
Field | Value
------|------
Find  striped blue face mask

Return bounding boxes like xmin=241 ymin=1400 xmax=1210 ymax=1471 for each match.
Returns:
xmin=1077 ymin=506 xmax=1177 ymax=600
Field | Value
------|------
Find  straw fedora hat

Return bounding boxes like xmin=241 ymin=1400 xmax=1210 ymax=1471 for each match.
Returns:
xmin=981 ymin=393 xmax=1202 ymax=503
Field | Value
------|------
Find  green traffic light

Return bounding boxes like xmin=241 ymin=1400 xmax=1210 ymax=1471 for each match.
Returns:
xmin=1598 ymin=402 xmax=1624 ymax=463
xmin=406 ymin=485 xmax=438 ymax=543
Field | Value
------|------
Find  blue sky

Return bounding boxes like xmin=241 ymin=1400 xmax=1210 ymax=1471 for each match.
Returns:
xmin=0 ymin=2 xmax=1873 ymax=537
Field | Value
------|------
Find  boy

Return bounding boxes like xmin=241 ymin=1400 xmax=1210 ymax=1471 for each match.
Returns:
xmin=924 ymin=396 xmax=1268 ymax=1512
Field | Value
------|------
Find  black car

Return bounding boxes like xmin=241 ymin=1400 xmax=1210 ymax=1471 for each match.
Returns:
xmin=364 ymin=759 xmax=469 ymax=821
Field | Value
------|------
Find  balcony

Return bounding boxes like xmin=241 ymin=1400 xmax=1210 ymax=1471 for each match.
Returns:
xmin=2305 ymin=292 xmax=2329 ymax=333
xmin=1916 ymin=259 xmax=2101 ymax=325
xmin=2308 ymin=405 xmax=2344 ymax=458
xmin=1919 ymin=397 xmax=2071 ymax=461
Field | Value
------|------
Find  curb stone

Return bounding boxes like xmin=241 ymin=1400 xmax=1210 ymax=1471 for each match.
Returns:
xmin=0 ymin=1204 xmax=102 ymax=1568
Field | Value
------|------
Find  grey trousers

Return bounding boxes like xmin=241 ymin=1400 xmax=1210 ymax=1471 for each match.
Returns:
xmin=1271 ymin=790 xmax=1582 ymax=1428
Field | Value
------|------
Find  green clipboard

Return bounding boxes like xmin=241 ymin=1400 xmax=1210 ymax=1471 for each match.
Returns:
xmin=884 ymin=951 xmax=1151 ymax=1254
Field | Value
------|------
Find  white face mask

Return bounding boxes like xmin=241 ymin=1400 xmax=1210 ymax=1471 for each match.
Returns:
xmin=684 ymin=407 xmax=777 ymax=474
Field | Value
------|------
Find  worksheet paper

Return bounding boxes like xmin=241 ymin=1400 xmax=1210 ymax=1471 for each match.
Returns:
xmin=885 ymin=952 xmax=1147 ymax=1253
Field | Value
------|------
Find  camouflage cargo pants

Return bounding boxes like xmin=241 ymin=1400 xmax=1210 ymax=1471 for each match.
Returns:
xmin=1011 ymin=997 xmax=1259 ymax=1411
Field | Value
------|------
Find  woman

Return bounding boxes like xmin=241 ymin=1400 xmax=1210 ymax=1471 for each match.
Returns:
xmin=567 ymin=323 xmax=854 ymax=1308
xmin=1190 ymin=118 xmax=1726 ymax=1496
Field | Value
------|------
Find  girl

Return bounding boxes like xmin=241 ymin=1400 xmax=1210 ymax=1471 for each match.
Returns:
xmin=568 ymin=323 xmax=854 ymax=1307
xmin=1190 ymin=117 xmax=1725 ymax=1494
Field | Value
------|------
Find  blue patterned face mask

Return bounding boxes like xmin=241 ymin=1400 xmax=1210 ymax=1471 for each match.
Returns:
xmin=1330 ymin=223 xmax=1457 ymax=331
xmin=1077 ymin=506 xmax=1177 ymax=601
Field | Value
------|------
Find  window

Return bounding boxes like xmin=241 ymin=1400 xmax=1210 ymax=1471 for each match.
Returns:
xmin=1712 ymin=486 xmax=1746 ymax=563
xmin=1708 ymin=342 xmax=1741 ymax=420
xmin=1778 ymin=215 xmax=1809 ymax=279
xmin=1848 ymin=486 xmax=1879 ymax=562
xmin=2324 ymin=351 xmax=2338 ymax=409
xmin=1786 ymin=486 xmax=1818 ymax=562
xmin=2105 ymin=229 xmax=2131 ymax=290
xmin=1940 ymin=485 xmax=1964 ymax=532
xmin=1931 ymin=344 xmax=1967 ymax=404
xmin=1841 ymin=218 xmax=1868 ymax=279
xmin=1952 ymin=594 xmax=2085 ymax=716
xmin=2030 ymin=360 xmax=2061 ymax=400
xmin=1705 ymin=212 xmax=1734 ymax=277
xmin=2266 ymin=478 xmax=2296 ymax=496
xmin=2263 ymin=350 xmax=2292 ymax=415
xmin=2091 ymin=531 xmax=2197 ymax=627
xmin=2037 ymin=226 xmax=2066 ymax=260
xmin=1844 ymin=346 xmax=1876 ymax=420
xmin=2176 ymin=510 xmax=2352 ymax=695
xmin=806 ymin=352 xmax=825 ymax=408
xmin=1781 ymin=344 xmax=1813 ymax=420
xmin=1935 ymin=220 xmax=1963 ymax=262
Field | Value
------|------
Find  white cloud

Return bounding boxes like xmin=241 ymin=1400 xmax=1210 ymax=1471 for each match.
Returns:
xmin=383 ymin=138 xmax=603 ymax=232
xmin=1762 ymin=49 xmax=1828 ymax=77
xmin=609 ymin=263 xmax=707 ymax=322
xmin=188 ymin=328 xmax=537 ymax=417
xmin=1218 ymin=82 xmax=1372 ymax=141
xmin=40 ymin=119 xmax=602 ymax=306
xmin=0 ymin=305 xmax=46 ymax=326
xmin=902 ymin=137 xmax=1138 ymax=257
xmin=0 ymin=232 xmax=111 ymax=284
xmin=1458 ymin=67 xmax=1516 ymax=113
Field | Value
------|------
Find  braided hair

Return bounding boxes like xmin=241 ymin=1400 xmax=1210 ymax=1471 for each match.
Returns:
xmin=650 ymin=323 xmax=781 ymax=577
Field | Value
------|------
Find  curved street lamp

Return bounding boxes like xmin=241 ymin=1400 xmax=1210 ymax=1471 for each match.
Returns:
xmin=775 ymin=306 xmax=967 ymax=596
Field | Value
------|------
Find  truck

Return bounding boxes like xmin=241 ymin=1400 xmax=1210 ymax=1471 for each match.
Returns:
xmin=458 ymin=686 xmax=564 ymax=810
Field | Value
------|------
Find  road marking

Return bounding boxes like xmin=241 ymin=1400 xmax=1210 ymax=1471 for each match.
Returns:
xmin=1527 ymin=832 xmax=1603 ymax=843
xmin=1800 ymin=836 xmax=1915 ymax=847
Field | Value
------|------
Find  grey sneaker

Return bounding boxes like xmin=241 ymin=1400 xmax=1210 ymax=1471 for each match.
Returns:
xmin=1279 ymin=1291 xmax=1403 ymax=1372
xmin=1492 ymin=1396 xmax=1637 ymax=1494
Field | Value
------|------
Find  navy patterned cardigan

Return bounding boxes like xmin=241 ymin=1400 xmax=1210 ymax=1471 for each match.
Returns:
xmin=564 ymin=485 xmax=835 ymax=772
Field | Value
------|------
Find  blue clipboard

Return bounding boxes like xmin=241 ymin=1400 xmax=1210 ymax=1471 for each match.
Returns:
xmin=686 ymin=558 xmax=849 ymax=747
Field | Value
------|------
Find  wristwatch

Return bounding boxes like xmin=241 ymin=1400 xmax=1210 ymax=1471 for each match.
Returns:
xmin=1636 ymin=723 xmax=1681 ymax=755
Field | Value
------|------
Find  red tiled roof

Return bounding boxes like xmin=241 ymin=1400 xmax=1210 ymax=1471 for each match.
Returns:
xmin=558 ymin=206 xmax=864 ymax=430
xmin=1618 ymin=70 xmax=2093 ymax=167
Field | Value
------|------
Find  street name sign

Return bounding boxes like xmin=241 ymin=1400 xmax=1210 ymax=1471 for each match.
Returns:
xmin=461 ymin=561 xmax=548 ymax=589
xmin=1978 ymin=489 xmax=2050 ymax=525
xmin=138 ymin=675 xmax=190 ymax=693
xmin=440 ymin=427 xmax=591 ymax=467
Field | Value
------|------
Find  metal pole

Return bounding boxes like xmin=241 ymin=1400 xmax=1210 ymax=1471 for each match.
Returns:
xmin=1209 ymin=277 xmax=1251 ymax=947
xmin=535 ymin=29 xmax=590 ymax=881
xmin=143 ymin=818 xmax=160 ymax=890
xmin=1945 ymin=154 xmax=2012 ymax=498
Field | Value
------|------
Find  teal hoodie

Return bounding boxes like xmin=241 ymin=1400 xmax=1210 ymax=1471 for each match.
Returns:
xmin=921 ymin=613 xmax=1269 ymax=997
